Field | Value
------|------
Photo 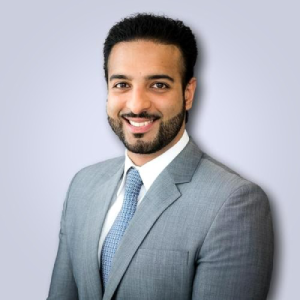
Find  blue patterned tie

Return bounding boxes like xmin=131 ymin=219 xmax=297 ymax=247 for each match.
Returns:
xmin=101 ymin=167 xmax=143 ymax=288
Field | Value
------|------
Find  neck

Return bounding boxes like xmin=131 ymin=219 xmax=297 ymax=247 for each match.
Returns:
xmin=127 ymin=126 xmax=185 ymax=166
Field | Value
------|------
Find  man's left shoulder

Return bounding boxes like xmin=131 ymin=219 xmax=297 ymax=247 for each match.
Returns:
xmin=195 ymin=151 xmax=268 ymax=203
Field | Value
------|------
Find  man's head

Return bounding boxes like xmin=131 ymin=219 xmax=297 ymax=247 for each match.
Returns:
xmin=104 ymin=14 xmax=198 ymax=163
xmin=104 ymin=13 xmax=198 ymax=89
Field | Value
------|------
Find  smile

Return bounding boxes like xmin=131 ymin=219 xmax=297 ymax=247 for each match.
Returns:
xmin=129 ymin=120 xmax=153 ymax=127
xmin=122 ymin=117 xmax=158 ymax=134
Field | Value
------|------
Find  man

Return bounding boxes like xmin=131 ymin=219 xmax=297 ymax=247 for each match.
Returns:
xmin=47 ymin=13 xmax=273 ymax=300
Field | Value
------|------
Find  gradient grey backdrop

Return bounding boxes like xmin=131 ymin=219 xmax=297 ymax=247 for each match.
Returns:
xmin=1 ymin=0 xmax=299 ymax=299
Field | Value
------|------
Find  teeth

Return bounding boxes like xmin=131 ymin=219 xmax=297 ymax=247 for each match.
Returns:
xmin=129 ymin=120 xmax=153 ymax=127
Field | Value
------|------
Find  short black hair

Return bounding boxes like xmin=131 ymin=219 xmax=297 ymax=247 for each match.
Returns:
xmin=103 ymin=13 xmax=198 ymax=89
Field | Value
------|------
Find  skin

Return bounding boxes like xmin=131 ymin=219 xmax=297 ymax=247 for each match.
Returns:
xmin=106 ymin=40 xmax=197 ymax=166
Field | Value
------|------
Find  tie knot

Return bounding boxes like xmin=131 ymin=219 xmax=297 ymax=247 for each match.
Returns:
xmin=125 ymin=167 xmax=143 ymax=196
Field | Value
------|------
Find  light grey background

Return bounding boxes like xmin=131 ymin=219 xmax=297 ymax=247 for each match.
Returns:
xmin=1 ymin=0 xmax=299 ymax=299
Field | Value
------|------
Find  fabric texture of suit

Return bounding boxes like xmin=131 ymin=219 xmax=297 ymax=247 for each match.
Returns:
xmin=47 ymin=139 xmax=274 ymax=300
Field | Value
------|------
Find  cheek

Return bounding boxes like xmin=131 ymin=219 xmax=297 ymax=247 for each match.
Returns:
xmin=106 ymin=96 xmax=123 ymax=117
xmin=155 ymin=95 xmax=183 ymax=115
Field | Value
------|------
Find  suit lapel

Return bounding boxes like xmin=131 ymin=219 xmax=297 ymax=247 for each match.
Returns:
xmin=103 ymin=139 xmax=203 ymax=300
xmin=82 ymin=162 xmax=124 ymax=299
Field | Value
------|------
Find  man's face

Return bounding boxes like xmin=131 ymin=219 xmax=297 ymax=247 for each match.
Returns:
xmin=106 ymin=40 xmax=194 ymax=155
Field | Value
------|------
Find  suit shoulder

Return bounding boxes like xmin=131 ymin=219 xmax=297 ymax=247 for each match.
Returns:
xmin=197 ymin=152 xmax=266 ymax=197
xmin=71 ymin=156 xmax=124 ymax=185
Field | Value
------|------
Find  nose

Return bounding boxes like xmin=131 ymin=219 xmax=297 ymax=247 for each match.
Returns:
xmin=126 ymin=87 xmax=151 ymax=114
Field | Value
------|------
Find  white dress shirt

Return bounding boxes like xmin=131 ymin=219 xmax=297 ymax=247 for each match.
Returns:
xmin=98 ymin=130 xmax=190 ymax=264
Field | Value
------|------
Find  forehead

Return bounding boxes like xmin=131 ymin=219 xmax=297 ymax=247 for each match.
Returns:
xmin=107 ymin=40 xmax=184 ymax=79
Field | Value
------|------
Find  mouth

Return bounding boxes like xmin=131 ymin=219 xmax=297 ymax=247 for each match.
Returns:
xmin=127 ymin=119 xmax=153 ymax=127
xmin=122 ymin=116 xmax=159 ymax=134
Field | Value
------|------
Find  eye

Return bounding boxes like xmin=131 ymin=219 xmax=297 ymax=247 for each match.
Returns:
xmin=152 ymin=82 xmax=169 ymax=89
xmin=113 ymin=82 xmax=130 ymax=89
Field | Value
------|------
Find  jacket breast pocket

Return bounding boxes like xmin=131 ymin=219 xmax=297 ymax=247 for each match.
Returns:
xmin=117 ymin=249 xmax=191 ymax=300
xmin=136 ymin=248 xmax=189 ymax=266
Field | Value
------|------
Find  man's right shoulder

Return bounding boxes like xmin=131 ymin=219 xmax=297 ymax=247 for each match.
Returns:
xmin=70 ymin=156 xmax=125 ymax=187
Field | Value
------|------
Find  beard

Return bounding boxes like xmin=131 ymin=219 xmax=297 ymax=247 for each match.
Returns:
xmin=107 ymin=102 xmax=186 ymax=155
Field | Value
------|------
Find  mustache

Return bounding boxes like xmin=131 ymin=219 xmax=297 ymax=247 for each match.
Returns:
xmin=120 ymin=111 xmax=161 ymax=120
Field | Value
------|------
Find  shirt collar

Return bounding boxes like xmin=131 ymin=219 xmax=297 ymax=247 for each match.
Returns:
xmin=117 ymin=130 xmax=189 ymax=196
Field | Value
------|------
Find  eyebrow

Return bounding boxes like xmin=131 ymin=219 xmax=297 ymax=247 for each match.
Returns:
xmin=109 ymin=74 xmax=174 ymax=82
xmin=109 ymin=74 xmax=132 ymax=81
xmin=146 ymin=75 xmax=174 ymax=82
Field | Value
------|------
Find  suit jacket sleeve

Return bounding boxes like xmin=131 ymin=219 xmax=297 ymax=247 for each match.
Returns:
xmin=47 ymin=176 xmax=79 ymax=300
xmin=192 ymin=182 xmax=274 ymax=300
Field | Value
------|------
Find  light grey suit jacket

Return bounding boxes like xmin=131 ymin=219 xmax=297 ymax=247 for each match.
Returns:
xmin=47 ymin=139 xmax=273 ymax=300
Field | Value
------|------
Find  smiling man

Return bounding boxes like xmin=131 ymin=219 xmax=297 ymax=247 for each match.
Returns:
xmin=107 ymin=40 xmax=195 ymax=165
xmin=47 ymin=14 xmax=274 ymax=300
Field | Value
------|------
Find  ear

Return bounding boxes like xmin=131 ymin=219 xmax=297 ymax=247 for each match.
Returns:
xmin=184 ymin=77 xmax=197 ymax=111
